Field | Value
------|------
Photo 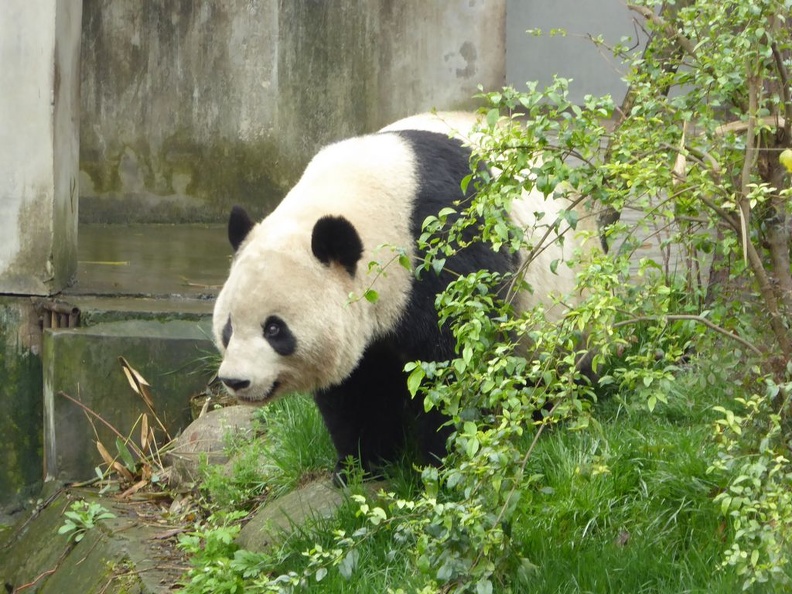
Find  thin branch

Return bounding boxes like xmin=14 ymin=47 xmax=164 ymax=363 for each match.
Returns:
xmin=739 ymin=67 xmax=760 ymax=264
xmin=697 ymin=194 xmax=741 ymax=235
xmin=612 ymin=314 xmax=763 ymax=357
xmin=627 ymin=3 xmax=698 ymax=59
xmin=771 ymin=40 xmax=792 ymax=141
xmin=717 ymin=116 xmax=787 ymax=136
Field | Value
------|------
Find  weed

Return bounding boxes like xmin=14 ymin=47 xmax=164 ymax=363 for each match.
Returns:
xmin=57 ymin=500 xmax=116 ymax=543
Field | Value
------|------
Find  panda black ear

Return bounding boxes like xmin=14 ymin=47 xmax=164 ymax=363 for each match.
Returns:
xmin=311 ymin=216 xmax=364 ymax=276
xmin=228 ymin=205 xmax=255 ymax=252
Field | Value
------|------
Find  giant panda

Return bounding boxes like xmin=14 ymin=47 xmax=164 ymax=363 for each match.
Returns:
xmin=212 ymin=112 xmax=590 ymax=480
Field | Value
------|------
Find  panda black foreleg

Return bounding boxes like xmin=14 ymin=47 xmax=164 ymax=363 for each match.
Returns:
xmin=314 ymin=343 xmax=411 ymax=483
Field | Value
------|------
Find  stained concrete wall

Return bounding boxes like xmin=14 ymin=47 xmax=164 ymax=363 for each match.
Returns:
xmin=0 ymin=301 xmax=45 ymax=511
xmin=79 ymin=0 xmax=506 ymax=223
xmin=0 ymin=0 xmax=81 ymax=295
xmin=0 ymin=0 xmax=82 ymax=513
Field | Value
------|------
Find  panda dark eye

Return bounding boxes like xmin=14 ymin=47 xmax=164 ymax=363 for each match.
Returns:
xmin=263 ymin=319 xmax=281 ymax=338
xmin=262 ymin=315 xmax=297 ymax=356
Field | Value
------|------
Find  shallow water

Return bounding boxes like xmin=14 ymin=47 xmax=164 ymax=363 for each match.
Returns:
xmin=68 ymin=224 xmax=232 ymax=297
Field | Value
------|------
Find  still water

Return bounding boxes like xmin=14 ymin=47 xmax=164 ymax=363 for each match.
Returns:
xmin=68 ymin=224 xmax=232 ymax=297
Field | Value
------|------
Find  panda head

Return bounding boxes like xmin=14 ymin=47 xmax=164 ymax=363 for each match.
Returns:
xmin=212 ymin=205 xmax=368 ymax=404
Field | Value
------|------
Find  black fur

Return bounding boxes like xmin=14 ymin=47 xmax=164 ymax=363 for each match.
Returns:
xmin=316 ymin=130 xmax=517 ymax=481
xmin=228 ymin=205 xmax=255 ymax=252
xmin=311 ymin=215 xmax=365 ymax=276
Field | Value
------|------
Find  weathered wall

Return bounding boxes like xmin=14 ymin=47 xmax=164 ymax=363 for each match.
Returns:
xmin=0 ymin=0 xmax=81 ymax=514
xmin=0 ymin=0 xmax=81 ymax=295
xmin=79 ymin=0 xmax=506 ymax=223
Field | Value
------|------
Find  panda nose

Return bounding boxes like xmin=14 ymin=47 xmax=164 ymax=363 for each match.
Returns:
xmin=220 ymin=377 xmax=250 ymax=392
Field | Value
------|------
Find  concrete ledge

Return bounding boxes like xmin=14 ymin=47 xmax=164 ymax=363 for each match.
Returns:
xmin=0 ymin=487 xmax=186 ymax=593
xmin=43 ymin=320 xmax=214 ymax=481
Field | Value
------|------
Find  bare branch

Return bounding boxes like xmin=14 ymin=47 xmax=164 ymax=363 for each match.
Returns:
xmin=612 ymin=314 xmax=763 ymax=356
xmin=627 ymin=4 xmax=697 ymax=59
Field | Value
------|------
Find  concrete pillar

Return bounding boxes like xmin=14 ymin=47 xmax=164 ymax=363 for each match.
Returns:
xmin=0 ymin=0 xmax=81 ymax=295
xmin=0 ymin=0 xmax=81 ymax=513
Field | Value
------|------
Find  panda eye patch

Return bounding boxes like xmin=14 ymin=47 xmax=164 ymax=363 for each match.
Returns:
xmin=262 ymin=315 xmax=297 ymax=356
xmin=222 ymin=317 xmax=233 ymax=348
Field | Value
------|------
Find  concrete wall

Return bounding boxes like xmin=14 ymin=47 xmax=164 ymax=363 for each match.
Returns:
xmin=79 ymin=0 xmax=506 ymax=223
xmin=0 ymin=0 xmax=81 ymax=295
xmin=0 ymin=0 xmax=81 ymax=513
xmin=0 ymin=301 xmax=45 ymax=511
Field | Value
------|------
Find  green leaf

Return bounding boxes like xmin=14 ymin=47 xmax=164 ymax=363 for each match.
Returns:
xmin=363 ymin=289 xmax=379 ymax=304
xmin=563 ymin=208 xmax=579 ymax=228
xmin=462 ymin=344 xmax=473 ymax=364
xmin=407 ymin=366 xmax=425 ymax=396
xmin=115 ymin=437 xmax=135 ymax=470
xmin=486 ymin=108 xmax=500 ymax=127
xmin=431 ymin=258 xmax=446 ymax=276
xmin=339 ymin=549 xmax=359 ymax=579
xmin=477 ymin=579 xmax=494 ymax=594
xmin=461 ymin=173 xmax=473 ymax=194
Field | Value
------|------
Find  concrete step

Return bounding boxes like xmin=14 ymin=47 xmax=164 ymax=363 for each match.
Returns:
xmin=43 ymin=319 xmax=216 ymax=482
xmin=40 ymin=224 xmax=229 ymax=482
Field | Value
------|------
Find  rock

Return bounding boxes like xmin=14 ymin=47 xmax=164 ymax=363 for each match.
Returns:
xmin=237 ymin=479 xmax=346 ymax=551
xmin=165 ymin=405 xmax=257 ymax=489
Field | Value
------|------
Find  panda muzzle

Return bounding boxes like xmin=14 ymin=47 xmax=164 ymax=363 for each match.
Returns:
xmin=220 ymin=377 xmax=281 ymax=403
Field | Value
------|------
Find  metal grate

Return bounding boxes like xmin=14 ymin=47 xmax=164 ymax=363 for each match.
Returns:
xmin=36 ymin=299 xmax=80 ymax=329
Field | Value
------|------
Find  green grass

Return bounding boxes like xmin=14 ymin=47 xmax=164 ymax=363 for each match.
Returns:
xmin=199 ymin=394 xmax=337 ymax=508
xmin=184 ymin=363 xmax=787 ymax=593
xmin=514 ymin=381 xmax=739 ymax=593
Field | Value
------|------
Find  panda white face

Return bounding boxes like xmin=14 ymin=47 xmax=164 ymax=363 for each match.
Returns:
xmin=213 ymin=226 xmax=369 ymax=404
